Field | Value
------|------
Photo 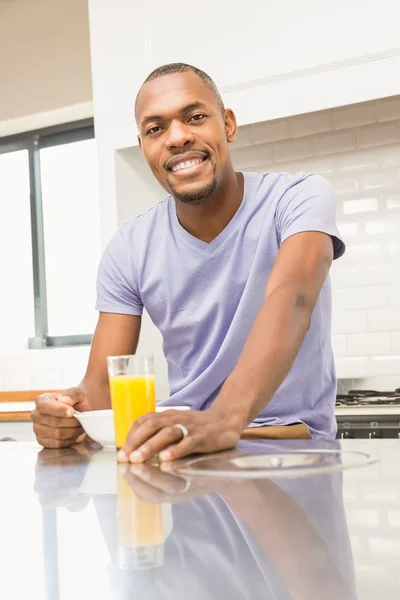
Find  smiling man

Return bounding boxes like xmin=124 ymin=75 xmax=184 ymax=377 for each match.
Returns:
xmin=32 ymin=63 xmax=345 ymax=461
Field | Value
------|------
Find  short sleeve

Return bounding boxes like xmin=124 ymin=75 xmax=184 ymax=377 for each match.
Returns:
xmin=275 ymin=174 xmax=345 ymax=260
xmin=95 ymin=229 xmax=143 ymax=315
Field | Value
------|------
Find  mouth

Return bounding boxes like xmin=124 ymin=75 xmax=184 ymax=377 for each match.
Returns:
xmin=166 ymin=152 xmax=209 ymax=176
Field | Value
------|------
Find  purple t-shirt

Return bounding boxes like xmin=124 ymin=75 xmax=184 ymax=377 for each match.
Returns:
xmin=96 ymin=172 xmax=345 ymax=439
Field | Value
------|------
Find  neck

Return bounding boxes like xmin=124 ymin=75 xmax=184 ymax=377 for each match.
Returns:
xmin=174 ymin=170 xmax=244 ymax=243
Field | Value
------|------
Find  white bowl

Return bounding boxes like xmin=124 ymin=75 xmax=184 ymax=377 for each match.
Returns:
xmin=75 ymin=406 xmax=190 ymax=449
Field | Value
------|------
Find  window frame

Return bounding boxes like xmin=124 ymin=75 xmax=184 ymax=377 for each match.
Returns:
xmin=0 ymin=119 xmax=95 ymax=349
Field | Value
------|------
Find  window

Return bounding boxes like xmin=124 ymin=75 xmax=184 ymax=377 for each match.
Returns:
xmin=0 ymin=120 xmax=101 ymax=349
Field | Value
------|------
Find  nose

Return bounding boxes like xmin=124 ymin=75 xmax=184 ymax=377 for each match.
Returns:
xmin=165 ymin=119 xmax=195 ymax=149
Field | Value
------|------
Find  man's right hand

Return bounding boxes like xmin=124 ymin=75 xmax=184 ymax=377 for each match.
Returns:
xmin=31 ymin=387 xmax=91 ymax=449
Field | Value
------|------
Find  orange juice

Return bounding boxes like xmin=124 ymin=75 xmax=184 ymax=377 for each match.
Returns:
xmin=117 ymin=470 xmax=164 ymax=548
xmin=110 ymin=374 xmax=155 ymax=449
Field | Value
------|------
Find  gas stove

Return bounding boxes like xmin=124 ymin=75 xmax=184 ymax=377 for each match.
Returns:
xmin=335 ymin=389 xmax=400 ymax=439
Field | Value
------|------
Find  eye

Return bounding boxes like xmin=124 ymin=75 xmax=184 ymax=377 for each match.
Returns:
xmin=146 ymin=125 xmax=162 ymax=135
xmin=189 ymin=113 xmax=206 ymax=122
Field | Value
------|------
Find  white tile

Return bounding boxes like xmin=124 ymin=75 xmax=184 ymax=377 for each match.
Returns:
xmin=290 ymin=110 xmax=332 ymax=137
xmin=343 ymin=197 xmax=378 ymax=214
xmin=331 ymin=176 xmax=359 ymax=196
xmin=388 ymin=241 xmax=400 ymax=256
xmin=332 ymin=334 xmax=347 ymax=357
xmin=345 ymin=243 xmax=380 ymax=259
xmin=231 ymin=143 xmax=273 ymax=169
xmin=378 ymin=97 xmax=400 ymax=122
xmin=333 ymin=101 xmax=377 ymax=130
xmin=367 ymin=265 xmax=400 ymax=285
xmin=369 ymin=536 xmax=400 ymax=554
xmin=368 ymin=308 xmax=400 ymax=331
xmin=332 ymin=288 xmax=348 ymax=310
xmin=389 ymin=284 xmax=400 ymax=308
xmin=363 ymin=483 xmax=400 ymax=502
xmin=313 ymin=130 xmax=355 ymax=155
xmin=251 ymin=119 xmax=290 ymax=145
xmin=388 ymin=511 xmax=400 ymax=528
xmin=335 ymin=357 xmax=370 ymax=378
xmin=336 ymin=222 xmax=358 ymax=237
xmin=346 ymin=508 xmax=380 ymax=527
xmin=232 ymin=125 xmax=253 ymax=148
xmin=386 ymin=194 xmax=400 ymax=209
xmin=347 ymin=333 xmax=391 ymax=356
xmin=330 ymin=264 xmax=364 ymax=288
xmin=263 ymin=161 xmax=295 ymax=173
xmin=379 ymin=143 xmax=400 ymax=166
xmin=365 ymin=219 xmax=400 ymax=235
xmin=338 ymin=148 xmax=378 ymax=171
xmin=361 ymin=169 xmax=399 ymax=191
xmin=357 ymin=122 xmax=400 ymax=148
xmin=355 ymin=285 xmax=390 ymax=311
xmin=391 ymin=332 xmax=400 ymax=354
xmin=273 ymin=137 xmax=312 ymax=162
xmin=332 ymin=310 xmax=368 ymax=334
xmin=292 ymin=154 xmax=337 ymax=175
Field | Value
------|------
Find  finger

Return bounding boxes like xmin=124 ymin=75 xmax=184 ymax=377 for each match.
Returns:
xmin=31 ymin=410 xmax=81 ymax=429
xmin=124 ymin=425 xmax=184 ymax=463
xmin=57 ymin=387 xmax=87 ymax=408
xmin=34 ymin=396 xmax=75 ymax=419
xmin=159 ymin=435 xmax=197 ymax=461
xmin=36 ymin=435 xmax=83 ymax=449
xmin=33 ymin=423 xmax=84 ymax=441
xmin=120 ymin=468 xmax=172 ymax=504
xmin=36 ymin=447 xmax=72 ymax=464
xmin=118 ymin=415 xmax=170 ymax=461
xmin=128 ymin=463 xmax=189 ymax=494
xmin=128 ymin=409 xmax=182 ymax=435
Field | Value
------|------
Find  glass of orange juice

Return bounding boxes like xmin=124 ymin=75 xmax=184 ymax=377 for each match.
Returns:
xmin=117 ymin=467 xmax=165 ymax=570
xmin=107 ymin=354 xmax=156 ymax=450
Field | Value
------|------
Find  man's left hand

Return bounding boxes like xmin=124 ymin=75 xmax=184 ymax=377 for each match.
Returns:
xmin=117 ymin=408 xmax=243 ymax=463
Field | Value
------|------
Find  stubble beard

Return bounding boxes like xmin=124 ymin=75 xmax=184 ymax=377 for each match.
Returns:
xmin=169 ymin=161 xmax=218 ymax=204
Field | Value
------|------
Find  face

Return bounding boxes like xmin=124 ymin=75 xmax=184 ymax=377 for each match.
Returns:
xmin=136 ymin=72 xmax=237 ymax=203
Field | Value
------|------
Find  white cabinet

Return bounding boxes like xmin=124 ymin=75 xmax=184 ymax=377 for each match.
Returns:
xmin=89 ymin=0 xmax=400 ymax=152
xmin=142 ymin=0 xmax=398 ymax=89
xmin=87 ymin=0 xmax=400 ymax=396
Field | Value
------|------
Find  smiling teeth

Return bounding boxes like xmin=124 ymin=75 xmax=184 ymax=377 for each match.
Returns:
xmin=171 ymin=158 xmax=204 ymax=172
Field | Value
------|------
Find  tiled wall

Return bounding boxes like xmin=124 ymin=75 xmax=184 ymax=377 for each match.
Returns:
xmin=231 ymin=96 xmax=400 ymax=381
xmin=0 ymin=346 xmax=90 ymax=392
xmin=1 ymin=97 xmax=400 ymax=392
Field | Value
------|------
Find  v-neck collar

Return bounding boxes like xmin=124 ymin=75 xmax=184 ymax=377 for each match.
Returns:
xmin=169 ymin=173 xmax=252 ymax=254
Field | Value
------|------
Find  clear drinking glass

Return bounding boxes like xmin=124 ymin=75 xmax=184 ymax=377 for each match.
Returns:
xmin=117 ymin=468 xmax=164 ymax=570
xmin=107 ymin=354 xmax=155 ymax=450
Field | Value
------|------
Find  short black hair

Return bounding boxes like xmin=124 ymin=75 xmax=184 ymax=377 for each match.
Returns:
xmin=135 ymin=62 xmax=225 ymax=118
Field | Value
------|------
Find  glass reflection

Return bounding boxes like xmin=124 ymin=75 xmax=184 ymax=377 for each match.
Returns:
xmin=35 ymin=440 xmax=358 ymax=600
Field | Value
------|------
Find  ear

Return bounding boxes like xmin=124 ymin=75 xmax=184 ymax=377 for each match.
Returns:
xmin=224 ymin=108 xmax=238 ymax=143
xmin=138 ymin=135 xmax=142 ymax=150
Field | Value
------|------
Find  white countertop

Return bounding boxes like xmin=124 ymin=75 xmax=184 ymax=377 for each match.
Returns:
xmin=0 ymin=438 xmax=398 ymax=600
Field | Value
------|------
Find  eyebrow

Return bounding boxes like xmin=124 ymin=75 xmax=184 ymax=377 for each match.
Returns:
xmin=140 ymin=102 xmax=208 ymax=128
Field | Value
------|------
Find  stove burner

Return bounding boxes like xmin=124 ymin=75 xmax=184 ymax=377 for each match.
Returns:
xmin=336 ymin=389 xmax=400 ymax=407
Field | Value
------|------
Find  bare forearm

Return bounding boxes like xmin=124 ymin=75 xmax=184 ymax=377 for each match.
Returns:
xmin=79 ymin=379 xmax=111 ymax=410
xmin=211 ymin=286 xmax=312 ymax=428
xmin=221 ymin=481 xmax=356 ymax=600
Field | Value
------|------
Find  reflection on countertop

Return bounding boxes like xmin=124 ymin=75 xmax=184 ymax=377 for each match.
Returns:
xmin=0 ymin=439 xmax=399 ymax=599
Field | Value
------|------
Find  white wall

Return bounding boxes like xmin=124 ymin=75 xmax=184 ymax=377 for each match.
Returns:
xmin=230 ymin=96 xmax=400 ymax=381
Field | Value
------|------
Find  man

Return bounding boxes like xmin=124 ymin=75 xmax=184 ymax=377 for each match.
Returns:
xmin=32 ymin=63 xmax=345 ymax=462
